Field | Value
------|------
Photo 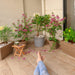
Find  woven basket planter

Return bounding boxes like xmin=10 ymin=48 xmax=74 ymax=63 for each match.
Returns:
xmin=59 ymin=41 xmax=75 ymax=58
xmin=0 ymin=42 xmax=14 ymax=60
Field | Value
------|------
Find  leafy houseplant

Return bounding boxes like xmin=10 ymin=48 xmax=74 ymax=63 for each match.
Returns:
xmin=0 ymin=26 xmax=14 ymax=60
xmin=0 ymin=26 xmax=13 ymax=43
xmin=13 ymin=14 xmax=33 ymax=45
xmin=47 ymin=13 xmax=65 ymax=50
xmin=63 ymin=27 xmax=75 ymax=43
xmin=32 ymin=14 xmax=50 ymax=47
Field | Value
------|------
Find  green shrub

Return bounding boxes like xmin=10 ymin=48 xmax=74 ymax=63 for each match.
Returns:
xmin=0 ymin=26 xmax=13 ymax=43
xmin=63 ymin=27 xmax=75 ymax=42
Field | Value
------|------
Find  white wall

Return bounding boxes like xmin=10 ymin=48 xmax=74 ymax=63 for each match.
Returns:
xmin=45 ymin=0 xmax=63 ymax=17
xmin=24 ymin=0 xmax=42 ymax=17
xmin=0 ymin=0 xmax=23 ymax=26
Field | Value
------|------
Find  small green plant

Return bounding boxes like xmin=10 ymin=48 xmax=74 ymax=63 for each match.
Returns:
xmin=63 ymin=27 xmax=75 ymax=43
xmin=32 ymin=14 xmax=50 ymax=36
xmin=0 ymin=26 xmax=13 ymax=43
xmin=13 ymin=14 xmax=33 ymax=41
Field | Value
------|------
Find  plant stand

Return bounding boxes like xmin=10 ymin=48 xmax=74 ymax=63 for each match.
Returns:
xmin=0 ymin=42 xmax=14 ymax=60
xmin=59 ymin=41 xmax=75 ymax=58
xmin=12 ymin=44 xmax=25 ymax=57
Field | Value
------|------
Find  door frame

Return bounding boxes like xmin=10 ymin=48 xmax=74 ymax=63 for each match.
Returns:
xmin=63 ymin=0 xmax=67 ymax=31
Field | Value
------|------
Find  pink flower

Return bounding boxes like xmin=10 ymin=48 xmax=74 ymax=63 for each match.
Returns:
xmin=56 ymin=25 xmax=58 ymax=26
xmin=15 ymin=29 xmax=18 ymax=31
xmin=30 ymin=30 xmax=32 ymax=32
xmin=19 ymin=24 xmax=22 ymax=27
xmin=56 ymin=15 xmax=60 ymax=19
xmin=23 ymin=57 xmax=26 ymax=60
xmin=50 ymin=21 xmax=53 ymax=24
xmin=26 ymin=20 xmax=29 ymax=22
xmin=46 ymin=25 xmax=48 ymax=27
xmin=52 ymin=14 xmax=55 ymax=17
xmin=18 ymin=28 xmax=21 ymax=31
xmin=60 ymin=18 xmax=64 ymax=21
xmin=23 ymin=29 xmax=27 ymax=32
xmin=22 ymin=14 xmax=27 ymax=18
xmin=25 ymin=26 xmax=29 ymax=28
xmin=51 ymin=18 xmax=55 ymax=21
xmin=22 ymin=14 xmax=25 ymax=16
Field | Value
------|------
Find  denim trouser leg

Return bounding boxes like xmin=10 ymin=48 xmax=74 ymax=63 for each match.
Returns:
xmin=34 ymin=61 xmax=49 ymax=75
xmin=34 ymin=64 xmax=40 ymax=75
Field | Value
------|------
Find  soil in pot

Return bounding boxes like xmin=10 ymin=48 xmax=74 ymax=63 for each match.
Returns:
xmin=34 ymin=35 xmax=45 ymax=47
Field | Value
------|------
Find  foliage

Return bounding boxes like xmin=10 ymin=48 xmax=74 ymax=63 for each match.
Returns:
xmin=63 ymin=27 xmax=75 ymax=42
xmin=32 ymin=14 xmax=50 ymax=36
xmin=0 ymin=26 xmax=13 ymax=43
xmin=13 ymin=14 xmax=33 ymax=41
xmin=47 ymin=13 xmax=65 ymax=50
xmin=49 ymin=37 xmax=59 ymax=50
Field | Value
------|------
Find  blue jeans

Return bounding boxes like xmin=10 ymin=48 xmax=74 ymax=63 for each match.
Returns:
xmin=34 ymin=61 xmax=49 ymax=75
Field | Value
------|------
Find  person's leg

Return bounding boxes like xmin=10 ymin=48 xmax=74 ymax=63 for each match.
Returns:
xmin=38 ymin=61 xmax=49 ymax=75
xmin=37 ymin=51 xmax=49 ymax=75
xmin=34 ymin=64 xmax=40 ymax=75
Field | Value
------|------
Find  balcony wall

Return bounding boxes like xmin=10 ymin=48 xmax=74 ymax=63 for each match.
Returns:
xmin=0 ymin=0 xmax=23 ymax=26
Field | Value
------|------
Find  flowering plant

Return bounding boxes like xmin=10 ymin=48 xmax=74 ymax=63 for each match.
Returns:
xmin=47 ymin=13 xmax=65 ymax=41
xmin=13 ymin=14 xmax=33 ymax=41
xmin=32 ymin=14 xmax=50 ymax=36
xmin=0 ymin=26 xmax=13 ymax=43
xmin=47 ymin=13 xmax=65 ymax=50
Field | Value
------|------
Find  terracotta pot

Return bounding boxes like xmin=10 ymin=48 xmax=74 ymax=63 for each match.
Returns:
xmin=0 ymin=42 xmax=14 ymax=60
xmin=48 ymin=41 xmax=59 ymax=50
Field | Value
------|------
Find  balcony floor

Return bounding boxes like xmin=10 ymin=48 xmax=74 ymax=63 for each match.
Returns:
xmin=0 ymin=43 xmax=75 ymax=75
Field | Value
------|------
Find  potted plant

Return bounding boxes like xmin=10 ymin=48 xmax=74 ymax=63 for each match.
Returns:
xmin=63 ymin=27 xmax=75 ymax=43
xmin=47 ymin=13 xmax=65 ymax=51
xmin=32 ymin=14 xmax=50 ymax=47
xmin=60 ymin=27 xmax=75 ymax=58
xmin=0 ymin=26 xmax=14 ymax=60
xmin=13 ymin=14 xmax=33 ymax=46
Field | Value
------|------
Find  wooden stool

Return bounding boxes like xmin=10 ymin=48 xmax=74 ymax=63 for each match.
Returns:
xmin=12 ymin=44 xmax=25 ymax=57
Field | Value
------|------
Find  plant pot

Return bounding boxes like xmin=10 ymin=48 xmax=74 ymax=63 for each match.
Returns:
xmin=48 ymin=41 xmax=59 ymax=50
xmin=59 ymin=40 xmax=75 ymax=58
xmin=34 ymin=35 xmax=45 ymax=47
xmin=0 ymin=42 xmax=14 ymax=60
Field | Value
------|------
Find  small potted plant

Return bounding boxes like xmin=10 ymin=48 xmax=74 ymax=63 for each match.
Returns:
xmin=32 ymin=14 xmax=50 ymax=47
xmin=63 ymin=27 xmax=75 ymax=43
xmin=47 ymin=13 xmax=65 ymax=51
xmin=13 ymin=14 xmax=33 ymax=46
xmin=0 ymin=26 xmax=14 ymax=60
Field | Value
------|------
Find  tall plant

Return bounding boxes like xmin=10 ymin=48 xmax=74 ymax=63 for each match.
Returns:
xmin=32 ymin=14 xmax=50 ymax=36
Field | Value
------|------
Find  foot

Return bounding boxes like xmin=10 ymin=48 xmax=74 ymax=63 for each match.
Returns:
xmin=37 ymin=51 xmax=45 ymax=64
